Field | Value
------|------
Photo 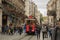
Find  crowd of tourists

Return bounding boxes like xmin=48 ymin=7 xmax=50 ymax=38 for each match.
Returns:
xmin=1 ymin=22 xmax=60 ymax=40
xmin=1 ymin=23 xmax=23 ymax=35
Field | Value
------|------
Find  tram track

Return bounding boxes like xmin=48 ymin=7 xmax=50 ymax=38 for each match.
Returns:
xmin=28 ymin=35 xmax=34 ymax=40
xmin=19 ymin=34 xmax=34 ymax=40
xmin=12 ymin=34 xmax=28 ymax=40
xmin=19 ymin=34 xmax=28 ymax=40
xmin=12 ymin=33 xmax=35 ymax=40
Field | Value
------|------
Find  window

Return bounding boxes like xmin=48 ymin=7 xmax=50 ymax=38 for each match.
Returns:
xmin=0 ymin=3 xmax=2 ymax=9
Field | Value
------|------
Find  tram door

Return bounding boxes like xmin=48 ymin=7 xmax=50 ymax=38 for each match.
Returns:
xmin=2 ymin=15 xmax=7 ymax=26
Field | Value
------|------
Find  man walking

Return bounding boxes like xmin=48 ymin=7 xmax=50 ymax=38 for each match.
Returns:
xmin=50 ymin=25 xmax=56 ymax=40
xmin=18 ymin=25 xmax=23 ymax=35
xmin=36 ymin=24 xmax=41 ymax=40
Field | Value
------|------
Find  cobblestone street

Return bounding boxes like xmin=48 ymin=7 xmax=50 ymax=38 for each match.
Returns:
xmin=0 ymin=33 xmax=21 ymax=40
xmin=0 ymin=31 xmax=51 ymax=40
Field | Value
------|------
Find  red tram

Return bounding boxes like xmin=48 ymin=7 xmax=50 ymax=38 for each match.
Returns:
xmin=25 ymin=19 xmax=36 ymax=34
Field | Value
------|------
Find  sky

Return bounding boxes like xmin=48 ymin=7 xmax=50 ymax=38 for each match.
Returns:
xmin=32 ymin=0 xmax=50 ymax=16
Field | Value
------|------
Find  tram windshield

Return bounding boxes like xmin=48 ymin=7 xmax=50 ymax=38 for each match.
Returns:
xmin=25 ymin=19 xmax=35 ymax=24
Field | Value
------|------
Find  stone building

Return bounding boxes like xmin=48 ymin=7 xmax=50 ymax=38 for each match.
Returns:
xmin=47 ymin=0 xmax=57 ymax=25
xmin=56 ymin=0 xmax=60 ymax=20
xmin=29 ymin=2 xmax=41 ymax=23
xmin=47 ymin=0 xmax=60 ymax=26
xmin=29 ymin=2 xmax=37 ymax=17
xmin=35 ymin=11 xmax=40 ymax=24
xmin=25 ymin=0 xmax=41 ymax=24
xmin=0 ymin=0 xmax=26 ymax=31
xmin=25 ymin=0 xmax=30 ymax=16
xmin=25 ymin=0 xmax=37 ymax=17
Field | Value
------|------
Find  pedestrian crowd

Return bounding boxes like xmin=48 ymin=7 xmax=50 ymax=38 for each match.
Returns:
xmin=35 ymin=23 xmax=60 ymax=40
xmin=1 ymin=22 xmax=60 ymax=40
xmin=1 ymin=23 xmax=23 ymax=35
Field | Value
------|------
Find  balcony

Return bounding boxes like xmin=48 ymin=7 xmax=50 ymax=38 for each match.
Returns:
xmin=2 ymin=1 xmax=15 ymax=12
xmin=47 ymin=10 xmax=56 ymax=17
xmin=2 ymin=0 xmax=26 ymax=19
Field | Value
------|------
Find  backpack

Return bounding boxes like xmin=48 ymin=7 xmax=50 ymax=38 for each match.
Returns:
xmin=42 ymin=26 xmax=47 ymax=32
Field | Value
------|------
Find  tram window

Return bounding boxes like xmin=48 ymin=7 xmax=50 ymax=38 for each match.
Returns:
xmin=27 ymin=20 xmax=30 ymax=24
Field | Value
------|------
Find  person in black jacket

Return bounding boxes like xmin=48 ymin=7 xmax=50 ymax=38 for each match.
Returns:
xmin=36 ymin=24 xmax=41 ymax=40
xmin=18 ymin=25 xmax=23 ymax=35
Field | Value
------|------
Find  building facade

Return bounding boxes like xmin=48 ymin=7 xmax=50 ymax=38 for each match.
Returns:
xmin=25 ymin=0 xmax=30 ymax=16
xmin=35 ymin=11 xmax=40 ymax=24
xmin=29 ymin=2 xmax=37 ymax=17
xmin=29 ymin=2 xmax=41 ymax=24
xmin=47 ymin=0 xmax=56 ymax=25
xmin=47 ymin=0 xmax=60 ymax=26
xmin=25 ymin=0 xmax=41 ymax=24
xmin=42 ymin=16 xmax=48 ymax=24
xmin=0 ymin=0 xmax=26 ymax=32
xmin=56 ymin=0 xmax=60 ymax=20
